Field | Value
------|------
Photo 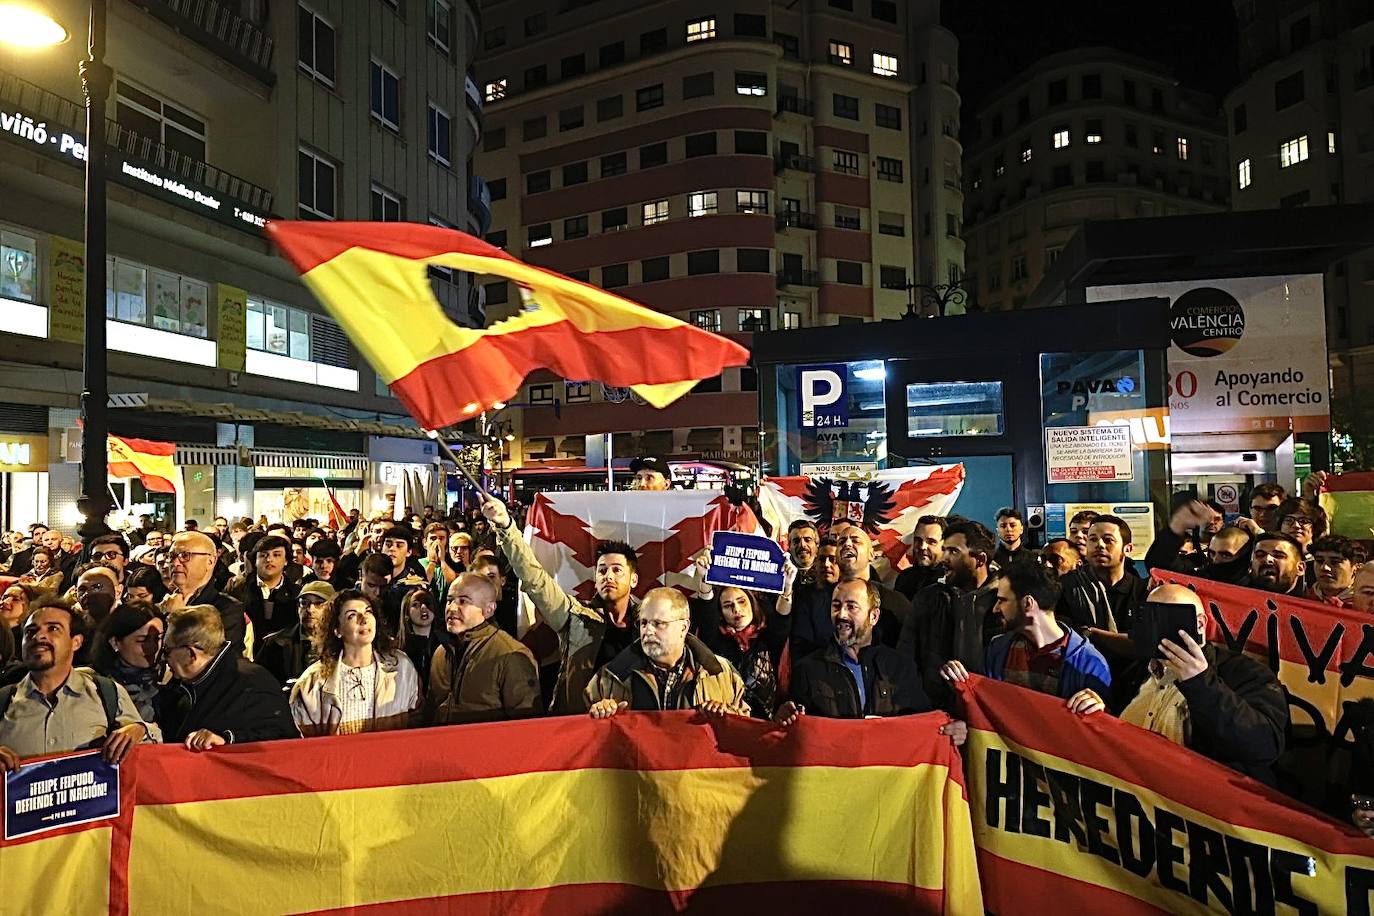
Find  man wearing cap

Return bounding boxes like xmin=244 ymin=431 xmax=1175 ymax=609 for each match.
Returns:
xmin=630 ymin=456 xmax=671 ymax=491
xmin=255 ymin=580 xmax=335 ymax=688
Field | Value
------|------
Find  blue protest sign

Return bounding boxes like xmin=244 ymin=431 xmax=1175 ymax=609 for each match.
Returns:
xmin=797 ymin=364 xmax=849 ymax=429
xmin=4 ymin=750 xmax=120 ymax=840
xmin=706 ymin=531 xmax=787 ymax=594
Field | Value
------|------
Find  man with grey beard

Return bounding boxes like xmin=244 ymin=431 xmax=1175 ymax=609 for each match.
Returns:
xmin=584 ymin=587 xmax=748 ymax=718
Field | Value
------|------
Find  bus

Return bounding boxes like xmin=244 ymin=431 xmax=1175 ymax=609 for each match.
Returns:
xmin=508 ymin=460 xmax=755 ymax=506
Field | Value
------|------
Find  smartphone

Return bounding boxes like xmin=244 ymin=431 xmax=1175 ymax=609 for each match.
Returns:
xmin=1131 ymin=601 xmax=1204 ymax=660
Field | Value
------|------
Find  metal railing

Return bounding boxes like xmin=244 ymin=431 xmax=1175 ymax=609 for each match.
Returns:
xmin=776 ymin=211 xmax=816 ymax=230
xmin=140 ymin=0 xmax=274 ymax=81
xmin=774 ymin=152 xmax=815 ymax=173
xmin=776 ymin=269 xmax=820 ymax=288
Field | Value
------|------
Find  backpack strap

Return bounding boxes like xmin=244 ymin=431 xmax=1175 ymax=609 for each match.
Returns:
xmin=0 ymin=683 xmax=15 ymax=722
xmin=91 ymin=674 xmax=120 ymax=734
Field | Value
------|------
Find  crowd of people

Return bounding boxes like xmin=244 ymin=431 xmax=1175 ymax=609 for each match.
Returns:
xmin=0 ymin=462 xmax=1369 ymax=840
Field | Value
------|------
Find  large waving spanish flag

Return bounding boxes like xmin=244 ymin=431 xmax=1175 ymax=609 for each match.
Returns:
xmin=266 ymin=221 xmax=751 ymax=430
xmin=107 ymin=434 xmax=176 ymax=493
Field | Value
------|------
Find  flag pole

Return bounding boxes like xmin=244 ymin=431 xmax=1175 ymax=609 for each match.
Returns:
xmin=426 ymin=430 xmax=489 ymax=498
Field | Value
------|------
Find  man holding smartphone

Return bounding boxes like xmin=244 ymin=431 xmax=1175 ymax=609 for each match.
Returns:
xmin=1117 ymin=583 xmax=1288 ymax=785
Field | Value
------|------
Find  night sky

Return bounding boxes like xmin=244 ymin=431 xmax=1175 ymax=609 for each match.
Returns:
xmin=945 ymin=0 xmax=1239 ymax=114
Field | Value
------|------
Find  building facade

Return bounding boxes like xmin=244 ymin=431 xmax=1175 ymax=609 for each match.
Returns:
xmin=962 ymin=49 xmax=1229 ymax=312
xmin=471 ymin=0 xmax=961 ymax=468
xmin=0 ymin=0 xmax=479 ymax=530
xmin=1225 ymin=0 xmax=1374 ymax=399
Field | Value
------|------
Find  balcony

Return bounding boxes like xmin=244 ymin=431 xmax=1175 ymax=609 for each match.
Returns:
xmin=464 ymin=74 xmax=483 ymax=143
xmin=774 ymin=152 xmax=816 ymax=174
xmin=776 ymin=211 xmax=817 ymax=230
xmin=776 ymin=269 xmax=820 ymax=288
xmin=135 ymin=0 xmax=274 ymax=85
xmin=469 ymin=175 xmax=492 ymax=235
xmin=0 ymin=69 xmax=273 ymax=217
xmin=776 ymin=96 xmax=814 ymax=117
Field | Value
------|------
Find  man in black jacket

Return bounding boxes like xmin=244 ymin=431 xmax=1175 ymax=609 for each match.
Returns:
xmin=157 ymin=603 xmax=297 ymax=748
xmin=226 ymin=534 xmax=300 ymax=650
xmin=1144 ymin=500 xmax=1254 ymax=584
xmin=165 ymin=531 xmax=246 ymax=655
xmin=1116 ymin=583 xmax=1288 ymax=785
xmin=1242 ymin=532 xmax=1307 ymax=596
xmin=894 ymin=515 xmax=945 ymax=600
xmin=1057 ymin=515 xmax=1149 ymax=633
xmin=788 ymin=524 xmax=911 ymax=657
xmin=776 ymin=578 xmax=966 ymax=747
xmin=256 ymin=580 xmax=334 ymax=688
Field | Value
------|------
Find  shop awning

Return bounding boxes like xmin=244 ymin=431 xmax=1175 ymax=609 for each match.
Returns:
xmin=107 ymin=392 xmax=430 ymax=439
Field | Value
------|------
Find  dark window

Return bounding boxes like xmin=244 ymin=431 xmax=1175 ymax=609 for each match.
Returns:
xmin=297 ymin=6 xmax=336 ymax=84
xmin=1085 ymin=160 xmax=1106 ymax=182
xmin=562 ymin=161 xmax=588 ymax=185
xmin=740 ymin=366 xmax=758 ymax=389
xmin=521 ymin=116 xmax=547 ymax=141
xmin=835 ymin=261 xmax=863 ymax=285
xmin=567 ymin=270 xmax=590 ymax=282
xmin=829 ymin=0 xmax=853 ymax=8
xmin=1048 ymin=78 xmax=1067 ymax=104
xmin=527 ymin=223 xmax=552 ymax=246
xmin=1081 ymin=73 xmax=1102 ymax=98
xmin=484 ymin=281 xmax=508 ymax=304
xmin=636 ymin=83 xmax=665 ymax=111
xmin=561 ymin=54 xmax=586 ymax=79
xmin=1017 ymin=95 xmax=1030 ymax=122
xmin=1123 ymin=79 xmax=1136 ymax=106
xmin=685 ymin=132 xmax=717 ymax=157
xmin=693 ymin=375 xmax=723 ymax=394
xmin=597 ymin=95 xmax=623 ymax=121
xmin=600 ymin=151 xmax=627 ymax=177
xmin=688 ymin=249 xmax=720 ymax=275
xmin=734 ymin=13 xmax=766 ymax=36
xmin=876 ymin=156 xmax=903 ymax=181
xmin=1234 ymin=103 xmax=1248 ymax=134
xmin=524 ymin=65 xmax=547 ymax=90
xmin=879 ymin=266 xmax=907 ymax=290
xmin=737 ymin=249 xmax=771 ymax=272
xmin=1289 ymin=15 xmax=1311 ymax=49
xmin=875 ymin=103 xmax=901 ymax=129
xmin=1124 ymin=124 xmax=1138 ymax=147
xmin=485 ymin=230 xmax=507 ymax=247
xmin=774 ymin=31 xmax=799 ymax=58
xmin=564 ymin=216 xmax=588 ymax=239
xmin=1151 ymin=86 xmax=1164 ymax=111
xmin=483 ymin=127 xmax=506 ymax=152
xmin=599 ymin=41 xmax=625 ymax=67
xmin=639 ymin=142 xmax=668 ymax=167
xmin=833 ymin=93 xmax=859 ymax=119
xmin=559 ymin=106 xmax=584 ymax=131
xmin=871 ymin=0 xmax=897 ymax=22
xmin=482 ymin=27 xmax=505 ymax=50
xmin=1280 ymin=189 xmax=1311 ymax=208
xmin=641 ymin=256 xmax=670 ymax=282
xmin=488 ymin=178 xmax=506 ymax=200
xmin=526 ymin=170 xmax=551 ymax=193
xmin=683 ymin=72 xmax=715 ymax=98
xmin=1274 ymin=71 xmax=1304 ymax=109
xmin=601 ymin=263 xmax=629 ymax=287
xmin=524 ymin=12 xmax=546 ymax=35
xmin=735 ymin=130 xmax=768 ymax=154
xmin=602 ymin=207 xmax=628 ymax=231
xmin=1052 ymin=163 xmax=1072 ymax=187
xmin=640 ymin=27 xmax=667 ymax=53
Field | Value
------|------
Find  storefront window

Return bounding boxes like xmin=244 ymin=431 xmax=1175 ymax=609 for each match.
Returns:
xmin=906 ymin=381 xmax=1004 ymax=437
xmin=0 ymin=230 xmax=37 ymax=302
xmin=248 ymin=296 xmax=337 ymax=364
xmin=767 ymin=359 xmax=889 ymax=474
xmin=104 ymin=256 xmax=207 ymax=337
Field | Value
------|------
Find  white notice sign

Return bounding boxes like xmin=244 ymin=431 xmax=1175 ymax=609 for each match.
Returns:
xmin=1046 ymin=425 xmax=1134 ymax=483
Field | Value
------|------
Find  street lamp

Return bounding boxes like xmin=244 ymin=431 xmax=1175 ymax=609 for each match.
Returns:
xmin=0 ymin=1 xmax=113 ymax=538
xmin=903 ymin=277 xmax=975 ymax=319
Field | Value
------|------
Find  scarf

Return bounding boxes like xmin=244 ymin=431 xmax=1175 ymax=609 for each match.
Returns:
xmin=113 ymin=656 xmax=159 ymax=692
xmin=720 ymin=622 xmax=761 ymax=654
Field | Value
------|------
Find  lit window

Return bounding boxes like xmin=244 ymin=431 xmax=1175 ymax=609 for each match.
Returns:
xmin=0 ymin=229 xmax=38 ymax=302
xmin=828 ymin=40 xmax=853 ymax=66
xmin=1021 ymin=146 xmax=1032 ymax=162
xmin=689 ymin=191 xmax=718 ymax=217
xmin=245 ymin=297 xmax=345 ymax=365
xmin=736 ymin=190 xmax=769 ymax=214
xmin=738 ymin=309 xmax=770 ymax=331
xmin=528 ymin=224 xmax=553 ymax=247
xmin=642 ymin=200 xmax=669 ymax=225
xmin=1052 ymin=128 xmax=1070 ymax=149
xmin=782 ymin=311 xmax=801 ymax=330
xmin=735 ymin=72 xmax=767 ymax=96
xmin=1279 ymin=135 xmax=1309 ymax=168
xmin=691 ymin=309 xmax=721 ymax=332
xmin=1085 ymin=130 xmax=1102 ymax=144
xmin=1238 ymin=158 xmax=1252 ymax=189
xmin=484 ymin=79 xmax=506 ymax=102
xmin=872 ymin=52 xmax=899 ymax=77
xmin=1177 ymin=136 xmax=1189 ymax=160
xmin=1329 ymin=130 xmax=1337 ymax=154
xmin=686 ymin=17 xmax=715 ymax=41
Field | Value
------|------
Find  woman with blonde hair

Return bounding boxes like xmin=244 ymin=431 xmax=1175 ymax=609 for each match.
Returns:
xmin=289 ymin=589 xmax=419 ymax=736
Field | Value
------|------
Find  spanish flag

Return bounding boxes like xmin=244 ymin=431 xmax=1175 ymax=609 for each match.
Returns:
xmin=107 ymin=434 xmax=177 ymax=493
xmin=267 ymin=222 xmax=752 ymax=430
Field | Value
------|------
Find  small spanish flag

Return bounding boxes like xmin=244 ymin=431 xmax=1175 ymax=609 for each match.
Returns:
xmin=107 ymin=434 xmax=177 ymax=493
xmin=266 ymin=221 xmax=751 ymax=430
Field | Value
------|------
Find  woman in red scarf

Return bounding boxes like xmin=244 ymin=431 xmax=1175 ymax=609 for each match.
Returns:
xmin=689 ymin=558 xmax=794 ymax=718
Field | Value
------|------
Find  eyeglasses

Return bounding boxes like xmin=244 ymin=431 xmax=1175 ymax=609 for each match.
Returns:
xmin=167 ymin=550 xmax=213 ymax=564
xmin=638 ymin=617 xmax=687 ymax=632
xmin=163 ymin=643 xmax=196 ymax=659
xmin=91 ymin=550 xmax=123 ymax=561
xmin=298 ymin=597 xmax=327 ymax=607
xmin=1281 ymin=516 xmax=1315 ymax=531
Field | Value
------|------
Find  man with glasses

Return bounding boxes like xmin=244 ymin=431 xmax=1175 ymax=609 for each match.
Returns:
xmin=585 ymin=586 xmax=746 ymax=718
xmin=163 ymin=531 xmax=247 ymax=657
xmin=0 ymin=602 xmax=156 ymax=772
xmin=257 ymin=580 xmax=335 ymax=687
xmin=74 ymin=564 xmax=121 ymax=626
xmin=1245 ymin=484 xmax=1287 ymax=533
xmin=87 ymin=534 xmax=131 ymax=586
xmin=156 ymin=604 xmax=297 ymax=750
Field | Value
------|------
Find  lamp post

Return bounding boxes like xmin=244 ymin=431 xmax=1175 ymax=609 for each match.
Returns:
xmin=902 ymin=277 xmax=974 ymax=319
xmin=0 ymin=2 xmax=113 ymax=538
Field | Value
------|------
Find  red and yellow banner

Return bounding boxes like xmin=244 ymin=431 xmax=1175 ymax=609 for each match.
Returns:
xmin=106 ymin=434 xmax=176 ymax=493
xmin=3 ymin=712 xmax=981 ymax=915
xmin=266 ymin=221 xmax=751 ymax=430
xmin=959 ymin=676 xmax=1374 ymax=915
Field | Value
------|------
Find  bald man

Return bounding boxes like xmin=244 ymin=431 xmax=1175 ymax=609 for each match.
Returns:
xmin=1352 ymin=563 xmax=1374 ymax=615
xmin=1118 ymin=583 xmax=1287 ymax=784
xmin=164 ymin=530 xmax=247 ymax=656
